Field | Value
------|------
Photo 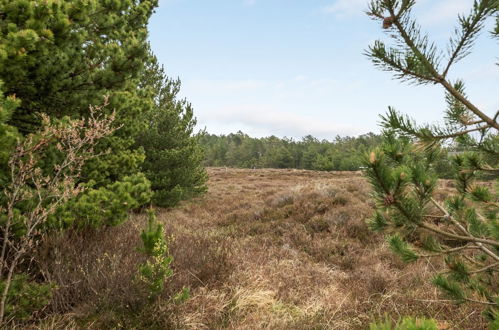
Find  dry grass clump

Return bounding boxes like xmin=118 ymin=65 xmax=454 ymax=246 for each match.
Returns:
xmin=167 ymin=230 xmax=233 ymax=290
xmin=36 ymin=221 xmax=146 ymax=314
xmin=32 ymin=168 xmax=487 ymax=329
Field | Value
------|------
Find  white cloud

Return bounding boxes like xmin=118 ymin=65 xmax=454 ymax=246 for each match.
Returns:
xmin=198 ymin=105 xmax=367 ymax=139
xmin=293 ymin=75 xmax=308 ymax=82
xmin=322 ymin=0 xmax=368 ymax=18
xmin=184 ymin=75 xmax=369 ymax=139
xmin=188 ymin=76 xmax=345 ymax=95
xmin=189 ymin=80 xmax=269 ymax=94
xmin=244 ymin=0 xmax=256 ymax=6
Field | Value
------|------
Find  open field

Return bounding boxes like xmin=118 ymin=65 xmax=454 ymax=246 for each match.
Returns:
xmin=38 ymin=168 xmax=485 ymax=329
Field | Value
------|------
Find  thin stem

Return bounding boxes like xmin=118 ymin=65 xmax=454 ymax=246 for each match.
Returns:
xmin=418 ymin=245 xmax=480 ymax=258
xmin=442 ymin=4 xmax=490 ymax=78
xmin=429 ymin=125 xmax=489 ymax=139
xmin=0 ymin=252 xmax=22 ymax=324
xmin=465 ymin=298 xmax=498 ymax=306
xmin=468 ymin=262 xmax=499 ymax=274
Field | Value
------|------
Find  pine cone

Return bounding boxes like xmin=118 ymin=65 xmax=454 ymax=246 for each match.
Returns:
xmin=384 ymin=194 xmax=395 ymax=206
xmin=383 ymin=16 xmax=395 ymax=29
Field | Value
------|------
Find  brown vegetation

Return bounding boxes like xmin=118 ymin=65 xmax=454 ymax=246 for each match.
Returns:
xmin=33 ymin=168 xmax=485 ymax=329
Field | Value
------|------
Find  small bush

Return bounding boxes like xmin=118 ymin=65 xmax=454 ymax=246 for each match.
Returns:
xmin=0 ymin=275 xmax=53 ymax=322
xmin=136 ymin=210 xmax=174 ymax=301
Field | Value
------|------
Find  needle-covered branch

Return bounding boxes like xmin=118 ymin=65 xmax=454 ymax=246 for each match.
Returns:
xmin=366 ymin=0 xmax=499 ymax=131
xmin=364 ymin=127 xmax=498 ymax=319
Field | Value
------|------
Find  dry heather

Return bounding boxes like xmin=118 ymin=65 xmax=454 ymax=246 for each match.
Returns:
xmin=33 ymin=168 xmax=485 ymax=329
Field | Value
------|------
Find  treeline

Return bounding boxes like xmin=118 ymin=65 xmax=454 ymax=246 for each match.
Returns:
xmin=201 ymin=131 xmax=383 ymax=171
xmin=200 ymin=131 xmax=454 ymax=175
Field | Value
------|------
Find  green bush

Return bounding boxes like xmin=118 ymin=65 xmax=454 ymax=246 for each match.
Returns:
xmin=136 ymin=210 xmax=174 ymax=300
xmin=0 ymin=275 xmax=53 ymax=322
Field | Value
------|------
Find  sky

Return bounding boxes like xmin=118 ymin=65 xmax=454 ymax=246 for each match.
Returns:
xmin=148 ymin=0 xmax=498 ymax=140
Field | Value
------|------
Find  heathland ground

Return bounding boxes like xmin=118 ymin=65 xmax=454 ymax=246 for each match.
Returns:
xmin=37 ymin=167 xmax=487 ymax=329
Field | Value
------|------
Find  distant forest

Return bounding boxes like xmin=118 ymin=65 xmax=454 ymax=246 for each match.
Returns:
xmin=201 ymin=131 xmax=383 ymax=171
xmin=200 ymin=131 xmax=455 ymax=175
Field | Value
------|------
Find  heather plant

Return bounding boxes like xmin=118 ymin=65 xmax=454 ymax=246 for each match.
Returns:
xmin=0 ymin=102 xmax=117 ymax=324
xmin=364 ymin=0 xmax=498 ymax=323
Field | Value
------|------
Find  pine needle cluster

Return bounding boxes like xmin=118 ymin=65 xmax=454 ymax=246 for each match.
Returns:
xmin=364 ymin=0 xmax=498 ymax=323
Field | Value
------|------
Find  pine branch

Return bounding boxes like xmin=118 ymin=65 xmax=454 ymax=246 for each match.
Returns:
xmin=430 ymin=198 xmax=499 ymax=262
xmin=380 ymin=107 xmax=491 ymax=143
xmin=387 ymin=5 xmax=499 ymax=131
xmin=365 ymin=0 xmax=499 ymax=317
xmin=367 ymin=42 xmax=439 ymax=84
xmin=461 ymin=119 xmax=485 ymax=126
xmin=419 ymin=222 xmax=499 ymax=248
xmin=440 ymin=80 xmax=499 ymax=130
xmin=443 ymin=0 xmax=497 ymax=78
xmin=386 ymin=6 xmax=441 ymax=77
xmin=431 ymin=125 xmax=490 ymax=139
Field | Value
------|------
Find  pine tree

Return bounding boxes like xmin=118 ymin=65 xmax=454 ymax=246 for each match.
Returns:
xmin=0 ymin=0 xmax=157 ymax=131
xmin=364 ymin=0 xmax=498 ymax=321
xmin=136 ymin=210 xmax=173 ymax=300
xmin=0 ymin=0 xmax=158 ymax=227
xmin=134 ymin=59 xmax=207 ymax=208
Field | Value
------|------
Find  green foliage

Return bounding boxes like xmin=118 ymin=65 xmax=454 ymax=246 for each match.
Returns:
xmin=135 ymin=60 xmax=207 ymax=208
xmin=365 ymin=0 xmax=498 ymax=322
xmin=0 ymin=0 xmax=207 ymax=224
xmin=201 ymin=131 xmax=453 ymax=175
xmin=137 ymin=210 xmax=174 ymax=300
xmin=370 ymin=316 xmax=438 ymax=330
xmin=0 ymin=0 xmax=158 ymax=132
xmin=0 ymin=275 xmax=53 ymax=322
xmin=201 ymin=132 xmax=384 ymax=171
xmin=432 ymin=274 xmax=466 ymax=303
xmin=0 ymin=83 xmax=21 ymax=187
xmin=0 ymin=0 xmax=159 ymax=229
xmin=173 ymin=287 xmax=191 ymax=304
xmin=387 ymin=234 xmax=419 ymax=263
xmin=52 ymin=174 xmax=153 ymax=228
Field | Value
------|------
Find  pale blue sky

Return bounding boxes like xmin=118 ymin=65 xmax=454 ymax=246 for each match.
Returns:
xmin=148 ymin=0 xmax=498 ymax=139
